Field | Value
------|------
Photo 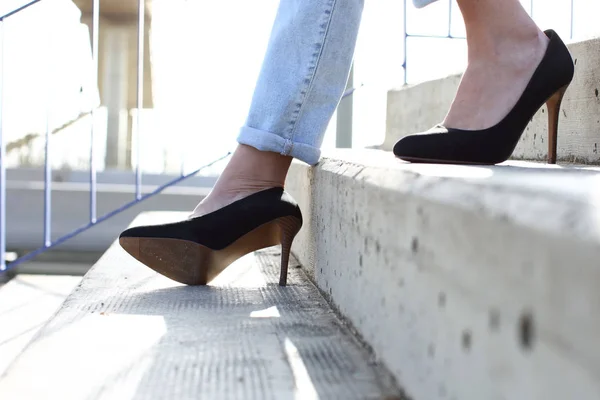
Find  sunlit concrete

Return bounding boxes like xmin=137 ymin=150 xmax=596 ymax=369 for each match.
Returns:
xmin=0 ymin=275 xmax=82 ymax=377
xmin=0 ymin=213 xmax=402 ymax=399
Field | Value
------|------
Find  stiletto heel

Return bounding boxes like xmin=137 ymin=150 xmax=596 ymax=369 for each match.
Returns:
xmin=546 ymin=84 xmax=569 ymax=164
xmin=119 ymin=188 xmax=302 ymax=285
xmin=277 ymin=216 xmax=302 ymax=286
xmin=394 ymin=29 xmax=575 ymax=165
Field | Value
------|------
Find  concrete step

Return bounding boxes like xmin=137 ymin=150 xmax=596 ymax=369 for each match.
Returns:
xmin=0 ymin=275 xmax=82 ymax=377
xmin=286 ymin=150 xmax=600 ymax=400
xmin=383 ymin=36 xmax=600 ymax=165
xmin=0 ymin=212 xmax=402 ymax=400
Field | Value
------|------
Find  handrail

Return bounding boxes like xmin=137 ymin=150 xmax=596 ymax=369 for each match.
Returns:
xmin=0 ymin=0 xmax=43 ymax=21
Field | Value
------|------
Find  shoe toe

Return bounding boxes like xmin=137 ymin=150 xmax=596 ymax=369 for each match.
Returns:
xmin=119 ymin=225 xmax=149 ymax=239
xmin=119 ymin=219 xmax=181 ymax=239
xmin=393 ymin=134 xmax=421 ymax=158
xmin=393 ymin=130 xmax=448 ymax=161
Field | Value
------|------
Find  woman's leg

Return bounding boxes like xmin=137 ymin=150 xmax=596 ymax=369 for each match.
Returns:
xmin=443 ymin=0 xmax=549 ymax=130
xmin=193 ymin=0 xmax=364 ymax=217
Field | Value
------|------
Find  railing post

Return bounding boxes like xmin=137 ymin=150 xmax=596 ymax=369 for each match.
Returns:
xmin=448 ymin=0 xmax=453 ymax=38
xmin=402 ymin=0 xmax=408 ymax=84
xmin=0 ymin=20 xmax=5 ymax=271
xmin=90 ymin=0 xmax=99 ymax=224
xmin=135 ymin=0 xmax=145 ymax=200
xmin=570 ymin=0 xmax=574 ymax=39
xmin=43 ymin=33 xmax=52 ymax=247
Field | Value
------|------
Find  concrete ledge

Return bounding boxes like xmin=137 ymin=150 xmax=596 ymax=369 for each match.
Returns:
xmin=287 ymin=150 xmax=600 ymax=400
xmin=383 ymin=37 xmax=600 ymax=164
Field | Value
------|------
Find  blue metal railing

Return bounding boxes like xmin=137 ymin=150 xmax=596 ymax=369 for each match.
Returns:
xmin=89 ymin=0 xmax=99 ymax=225
xmin=0 ymin=0 xmax=230 ymax=273
xmin=0 ymin=0 xmax=585 ymax=273
xmin=135 ymin=0 xmax=145 ymax=201
xmin=0 ymin=0 xmax=42 ymax=20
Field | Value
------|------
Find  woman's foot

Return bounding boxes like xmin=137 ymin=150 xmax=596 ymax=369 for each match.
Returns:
xmin=442 ymin=0 xmax=549 ymax=131
xmin=443 ymin=30 xmax=549 ymax=130
xmin=393 ymin=29 xmax=574 ymax=165
xmin=191 ymin=144 xmax=292 ymax=218
xmin=120 ymin=144 xmax=301 ymax=286
xmin=120 ymin=187 xmax=303 ymax=286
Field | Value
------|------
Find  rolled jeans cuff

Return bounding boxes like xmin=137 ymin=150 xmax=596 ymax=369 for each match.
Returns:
xmin=237 ymin=126 xmax=321 ymax=166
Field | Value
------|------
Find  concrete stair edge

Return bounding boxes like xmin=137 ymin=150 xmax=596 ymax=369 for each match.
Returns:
xmin=287 ymin=149 xmax=600 ymax=400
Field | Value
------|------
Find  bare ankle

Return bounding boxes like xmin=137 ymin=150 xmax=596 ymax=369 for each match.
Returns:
xmin=222 ymin=145 xmax=292 ymax=187
xmin=190 ymin=145 xmax=292 ymax=217
xmin=468 ymin=29 xmax=548 ymax=71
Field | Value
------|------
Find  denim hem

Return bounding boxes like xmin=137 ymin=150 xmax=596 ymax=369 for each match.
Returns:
xmin=237 ymin=126 xmax=321 ymax=165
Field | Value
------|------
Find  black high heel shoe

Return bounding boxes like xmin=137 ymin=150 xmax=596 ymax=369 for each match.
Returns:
xmin=119 ymin=187 xmax=302 ymax=286
xmin=393 ymin=29 xmax=575 ymax=165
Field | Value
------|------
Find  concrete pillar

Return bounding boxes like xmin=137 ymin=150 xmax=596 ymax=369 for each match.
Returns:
xmin=80 ymin=10 xmax=153 ymax=170
xmin=101 ymin=24 xmax=129 ymax=169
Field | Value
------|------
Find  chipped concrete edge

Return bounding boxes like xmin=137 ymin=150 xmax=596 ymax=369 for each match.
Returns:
xmin=287 ymin=152 xmax=600 ymax=400
xmin=297 ymin=263 xmax=412 ymax=400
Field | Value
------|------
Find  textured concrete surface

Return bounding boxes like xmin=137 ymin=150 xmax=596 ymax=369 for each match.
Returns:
xmin=382 ymin=36 xmax=600 ymax=165
xmin=0 ymin=275 xmax=82 ymax=377
xmin=287 ymin=150 xmax=600 ymax=400
xmin=0 ymin=212 xmax=402 ymax=400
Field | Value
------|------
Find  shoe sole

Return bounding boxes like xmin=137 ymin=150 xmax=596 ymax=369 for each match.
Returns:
xmin=119 ymin=216 xmax=301 ymax=286
xmin=396 ymin=156 xmax=497 ymax=165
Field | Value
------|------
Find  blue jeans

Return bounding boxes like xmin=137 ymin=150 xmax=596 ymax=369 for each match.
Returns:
xmin=237 ymin=0 xmax=439 ymax=165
